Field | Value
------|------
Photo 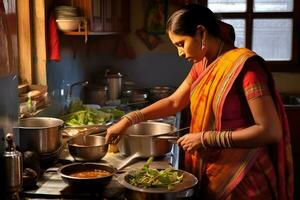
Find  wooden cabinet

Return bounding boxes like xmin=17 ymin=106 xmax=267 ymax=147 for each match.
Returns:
xmin=63 ymin=0 xmax=129 ymax=34
xmin=0 ymin=0 xmax=18 ymax=77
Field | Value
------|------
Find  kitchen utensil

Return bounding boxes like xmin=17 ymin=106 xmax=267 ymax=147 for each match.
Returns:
xmin=117 ymin=169 xmax=198 ymax=199
xmin=148 ymin=86 xmax=175 ymax=103
xmin=155 ymin=126 xmax=190 ymax=144
xmin=56 ymin=17 xmax=83 ymax=32
xmin=68 ymin=135 xmax=108 ymax=162
xmin=117 ymin=122 xmax=175 ymax=157
xmin=16 ymin=117 xmax=64 ymax=154
xmin=85 ymin=85 xmax=108 ymax=106
xmin=3 ymin=133 xmax=23 ymax=193
xmin=58 ymin=163 xmax=116 ymax=187
xmin=106 ymin=72 xmax=123 ymax=100
xmin=122 ymin=89 xmax=148 ymax=103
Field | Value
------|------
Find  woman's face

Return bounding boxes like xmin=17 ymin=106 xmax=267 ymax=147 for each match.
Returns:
xmin=168 ymin=31 xmax=203 ymax=63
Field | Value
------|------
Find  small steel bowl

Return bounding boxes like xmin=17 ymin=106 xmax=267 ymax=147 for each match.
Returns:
xmin=68 ymin=135 xmax=108 ymax=162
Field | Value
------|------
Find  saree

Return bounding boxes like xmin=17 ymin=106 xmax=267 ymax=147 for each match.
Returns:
xmin=186 ymin=48 xmax=293 ymax=199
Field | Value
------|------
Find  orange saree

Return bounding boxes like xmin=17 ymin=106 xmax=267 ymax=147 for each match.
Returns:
xmin=186 ymin=48 xmax=293 ymax=199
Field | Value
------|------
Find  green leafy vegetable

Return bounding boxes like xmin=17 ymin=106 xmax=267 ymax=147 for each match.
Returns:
xmin=127 ymin=157 xmax=183 ymax=190
xmin=61 ymin=99 xmax=113 ymax=126
xmin=99 ymin=107 xmax=125 ymax=120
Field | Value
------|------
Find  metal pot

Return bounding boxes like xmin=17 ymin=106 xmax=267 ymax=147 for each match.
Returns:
xmin=106 ymin=72 xmax=123 ymax=100
xmin=68 ymin=135 xmax=108 ymax=162
xmin=85 ymin=85 xmax=108 ymax=106
xmin=16 ymin=117 xmax=64 ymax=154
xmin=148 ymin=86 xmax=175 ymax=103
xmin=58 ymin=163 xmax=115 ymax=187
xmin=117 ymin=122 xmax=175 ymax=157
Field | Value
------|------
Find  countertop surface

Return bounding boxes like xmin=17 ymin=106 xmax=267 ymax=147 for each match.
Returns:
xmin=20 ymin=148 xmax=174 ymax=199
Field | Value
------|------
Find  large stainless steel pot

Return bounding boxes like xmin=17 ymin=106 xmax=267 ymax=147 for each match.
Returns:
xmin=117 ymin=122 xmax=175 ymax=157
xmin=16 ymin=117 xmax=64 ymax=154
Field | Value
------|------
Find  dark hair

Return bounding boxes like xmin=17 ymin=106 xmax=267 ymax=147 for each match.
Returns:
xmin=166 ymin=4 xmax=220 ymax=37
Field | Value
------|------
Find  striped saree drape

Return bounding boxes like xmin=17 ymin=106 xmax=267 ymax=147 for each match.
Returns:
xmin=185 ymin=48 xmax=293 ymax=199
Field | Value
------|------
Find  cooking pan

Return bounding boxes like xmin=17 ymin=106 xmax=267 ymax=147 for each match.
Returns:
xmin=116 ymin=122 xmax=189 ymax=170
xmin=117 ymin=122 xmax=176 ymax=157
xmin=58 ymin=163 xmax=116 ymax=187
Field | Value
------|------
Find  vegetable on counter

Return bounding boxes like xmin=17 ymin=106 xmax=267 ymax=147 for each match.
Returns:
xmin=127 ymin=157 xmax=183 ymax=190
xmin=60 ymin=99 xmax=125 ymax=126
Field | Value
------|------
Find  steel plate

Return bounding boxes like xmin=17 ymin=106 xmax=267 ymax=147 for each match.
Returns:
xmin=117 ymin=169 xmax=198 ymax=194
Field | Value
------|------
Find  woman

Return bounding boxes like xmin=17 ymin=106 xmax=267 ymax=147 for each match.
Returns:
xmin=105 ymin=4 xmax=293 ymax=200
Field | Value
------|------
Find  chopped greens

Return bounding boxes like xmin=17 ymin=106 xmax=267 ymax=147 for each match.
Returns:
xmin=127 ymin=157 xmax=183 ymax=190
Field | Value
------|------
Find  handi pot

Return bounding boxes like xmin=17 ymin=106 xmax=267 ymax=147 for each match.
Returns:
xmin=15 ymin=117 xmax=64 ymax=154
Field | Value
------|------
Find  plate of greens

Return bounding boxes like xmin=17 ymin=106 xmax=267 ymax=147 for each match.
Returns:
xmin=117 ymin=157 xmax=198 ymax=193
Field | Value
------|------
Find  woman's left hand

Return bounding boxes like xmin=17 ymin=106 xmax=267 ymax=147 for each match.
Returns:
xmin=177 ymin=133 xmax=202 ymax=152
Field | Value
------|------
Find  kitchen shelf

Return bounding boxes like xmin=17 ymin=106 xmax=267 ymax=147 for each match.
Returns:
xmin=63 ymin=31 xmax=122 ymax=36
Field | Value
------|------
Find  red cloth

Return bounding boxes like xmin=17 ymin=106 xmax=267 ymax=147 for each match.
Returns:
xmin=47 ymin=13 xmax=60 ymax=61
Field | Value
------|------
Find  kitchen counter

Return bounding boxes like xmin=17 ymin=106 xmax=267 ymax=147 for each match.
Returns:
xmin=20 ymin=149 xmax=174 ymax=199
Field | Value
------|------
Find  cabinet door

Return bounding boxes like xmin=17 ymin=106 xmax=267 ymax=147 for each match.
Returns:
xmin=0 ymin=0 xmax=18 ymax=77
xmin=73 ymin=0 xmax=129 ymax=33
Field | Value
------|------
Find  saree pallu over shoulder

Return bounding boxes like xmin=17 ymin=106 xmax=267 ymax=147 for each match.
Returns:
xmin=187 ymin=48 xmax=272 ymax=199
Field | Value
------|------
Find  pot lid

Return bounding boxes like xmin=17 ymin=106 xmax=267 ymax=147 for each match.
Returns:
xmin=106 ymin=72 xmax=123 ymax=78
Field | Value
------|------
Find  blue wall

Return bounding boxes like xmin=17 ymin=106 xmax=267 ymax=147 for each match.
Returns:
xmin=0 ymin=75 xmax=19 ymax=152
xmin=46 ymin=35 xmax=191 ymax=104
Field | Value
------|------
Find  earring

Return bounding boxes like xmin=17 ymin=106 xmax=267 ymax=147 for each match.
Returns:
xmin=202 ymin=40 xmax=206 ymax=51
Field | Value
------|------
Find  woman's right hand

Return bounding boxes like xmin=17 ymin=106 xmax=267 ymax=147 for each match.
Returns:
xmin=105 ymin=118 xmax=131 ymax=144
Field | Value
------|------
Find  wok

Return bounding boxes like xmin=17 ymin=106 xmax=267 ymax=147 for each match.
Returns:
xmin=58 ymin=163 xmax=116 ymax=187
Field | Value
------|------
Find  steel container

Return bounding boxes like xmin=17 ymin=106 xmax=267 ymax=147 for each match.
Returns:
xmin=85 ymin=85 xmax=108 ymax=106
xmin=68 ymin=135 xmax=108 ymax=162
xmin=107 ymin=72 xmax=123 ymax=100
xmin=117 ymin=122 xmax=175 ymax=157
xmin=3 ymin=133 xmax=23 ymax=193
xmin=16 ymin=117 xmax=64 ymax=154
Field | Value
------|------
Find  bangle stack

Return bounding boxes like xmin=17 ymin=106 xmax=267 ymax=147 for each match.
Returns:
xmin=121 ymin=110 xmax=145 ymax=126
xmin=203 ymin=130 xmax=234 ymax=148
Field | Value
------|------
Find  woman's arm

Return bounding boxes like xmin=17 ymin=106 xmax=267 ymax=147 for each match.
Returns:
xmin=105 ymin=75 xmax=192 ymax=144
xmin=231 ymin=94 xmax=282 ymax=147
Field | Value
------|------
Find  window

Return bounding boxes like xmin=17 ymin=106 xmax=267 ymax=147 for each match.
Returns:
xmin=202 ymin=0 xmax=300 ymax=72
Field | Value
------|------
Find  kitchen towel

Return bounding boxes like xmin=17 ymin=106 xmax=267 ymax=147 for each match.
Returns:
xmin=47 ymin=13 xmax=60 ymax=61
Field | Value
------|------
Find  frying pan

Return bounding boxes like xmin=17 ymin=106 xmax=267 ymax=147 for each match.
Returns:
xmin=58 ymin=163 xmax=116 ymax=187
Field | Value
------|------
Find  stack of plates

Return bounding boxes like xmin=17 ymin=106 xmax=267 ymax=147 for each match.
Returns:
xmin=55 ymin=6 xmax=78 ymax=19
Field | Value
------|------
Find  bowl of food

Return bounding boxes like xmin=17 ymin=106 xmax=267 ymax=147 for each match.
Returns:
xmin=58 ymin=163 xmax=115 ymax=187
